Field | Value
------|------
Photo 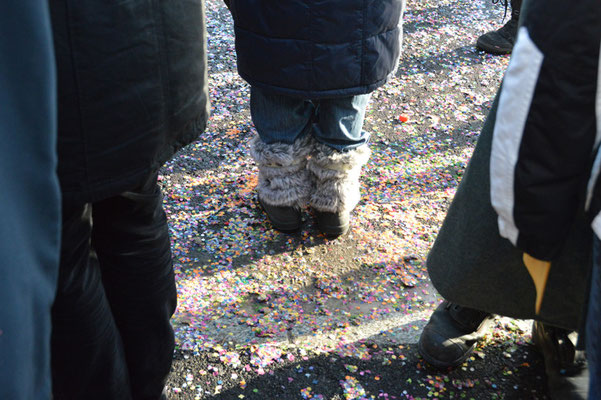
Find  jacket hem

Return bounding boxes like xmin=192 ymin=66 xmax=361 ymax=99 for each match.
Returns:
xmin=240 ymin=72 xmax=391 ymax=99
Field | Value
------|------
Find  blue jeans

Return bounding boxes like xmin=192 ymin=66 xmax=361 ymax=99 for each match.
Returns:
xmin=588 ymin=236 xmax=601 ymax=399
xmin=250 ymin=87 xmax=371 ymax=152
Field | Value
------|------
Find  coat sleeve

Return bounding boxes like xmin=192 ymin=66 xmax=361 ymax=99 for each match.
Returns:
xmin=490 ymin=0 xmax=601 ymax=261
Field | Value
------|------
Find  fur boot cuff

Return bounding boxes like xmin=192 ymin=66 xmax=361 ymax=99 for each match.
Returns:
xmin=250 ymin=135 xmax=313 ymax=208
xmin=308 ymin=143 xmax=371 ymax=213
xmin=250 ymin=135 xmax=313 ymax=167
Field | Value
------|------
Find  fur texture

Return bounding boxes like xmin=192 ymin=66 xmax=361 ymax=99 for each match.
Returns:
xmin=250 ymin=135 xmax=313 ymax=208
xmin=308 ymin=142 xmax=371 ymax=213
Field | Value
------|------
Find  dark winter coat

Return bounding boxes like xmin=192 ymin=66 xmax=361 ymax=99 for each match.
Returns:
xmin=490 ymin=0 xmax=601 ymax=261
xmin=228 ymin=0 xmax=405 ymax=99
xmin=49 ymin=0 xmax=210 ymax=203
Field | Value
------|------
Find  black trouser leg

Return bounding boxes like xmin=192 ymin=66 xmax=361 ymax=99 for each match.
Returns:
xmin=92 ymin=174 xmax=177 ymax=400
xmin=51 ymin=203 xmax=132 ymax=400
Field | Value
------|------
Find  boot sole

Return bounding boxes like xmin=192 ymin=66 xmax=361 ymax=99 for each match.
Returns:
xmin=476 ymin=38 xmax=513 ymax=55
xmin=319 ymin=224 xmax=349 ymax=238
xmin=258 ymin=198 xmax=301 ymax=233
xmin=418 ymin=339 xmax=476 ymax=369
xmin=270 ymin=221 xmax=301 ymax=233
xmin=315 ymin=218 xmax=349 ymax=238
xmin=271 ymin=221 xmax=301 ymax=233
xmin=417 ymin=309 xmax=494 ymax=369
xmin=312 ymin=209 xmax=350 ymax=238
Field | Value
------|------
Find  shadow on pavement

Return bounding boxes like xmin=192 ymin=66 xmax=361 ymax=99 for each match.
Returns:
xmin=169 ymin=334 xmax=549 ymax=400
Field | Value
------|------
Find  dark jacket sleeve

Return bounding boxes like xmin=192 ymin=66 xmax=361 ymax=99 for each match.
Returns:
xmin=490 ymin=0 xmax=601 ymax=261
xmin=223 ymin=0 xmax=230 ymax=10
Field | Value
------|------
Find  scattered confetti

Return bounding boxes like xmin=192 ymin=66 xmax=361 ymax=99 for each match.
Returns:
xmin=163 ymin=1 xmax=546 ymax=399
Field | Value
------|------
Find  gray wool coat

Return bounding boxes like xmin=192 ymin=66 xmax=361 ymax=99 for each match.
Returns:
xmin=427 ymin=94 xmax=590 ymax=331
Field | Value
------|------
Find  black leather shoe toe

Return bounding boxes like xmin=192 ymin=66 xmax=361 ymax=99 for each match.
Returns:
xmin=418 ymin=301 xmax=493 ymax=368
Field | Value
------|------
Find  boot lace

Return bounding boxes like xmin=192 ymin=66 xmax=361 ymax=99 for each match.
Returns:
xmin=492 ymin=0 xmax=509 ymax=21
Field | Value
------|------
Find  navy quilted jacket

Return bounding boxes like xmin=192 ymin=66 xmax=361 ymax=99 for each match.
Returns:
xmin=228 ymin=0 xmax=404 ymax=98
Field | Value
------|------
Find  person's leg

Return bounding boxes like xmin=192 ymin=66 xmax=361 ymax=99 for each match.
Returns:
xmin=249 ymin=87 xmax=314 ymax=232
xmin=0 ymin=2 xmax=60 ymax=399
xmin=312 ymin=93 xmax=371 ymax=151
xmin=531 ymin=321 xmax=588 ymax=399
xmin=250 ymin=86 xmax=315 ymax=145
xmin=308 ymin=94 xmax=372 ymax=236
xmin=51 ymin=202 xmax=132 ymax=400
xmin=586 ymin=236 xmax=601 ymax=398
xmin=92 ymin=173 xmax=177 ymax=400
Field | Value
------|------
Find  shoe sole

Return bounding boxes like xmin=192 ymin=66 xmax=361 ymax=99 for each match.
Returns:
xmin=476 ymin=39 xmax=513 ymax=55
xmin=418 ymin=339 xmax=476 ymax=369
xmin=417 ymin=311 xmax=494 ymax=369
xmin=258 ymin=199 xmax=301 ymax=233
xmin=272 ymin=222 xmax=301 ymax=233
xmin=319 ymin=224 xmax=349 ymax=238
xmin=312 ymin=209 xmax=349 ymax=237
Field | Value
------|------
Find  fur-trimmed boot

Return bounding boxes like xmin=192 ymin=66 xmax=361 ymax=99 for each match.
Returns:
xmin=308 ymin=142 xmax=371 ymax=237
xmin=250 ymin=135 xmax=313 ymax=232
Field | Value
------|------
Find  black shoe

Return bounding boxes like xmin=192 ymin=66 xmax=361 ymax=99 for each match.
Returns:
xmin=418 ymin=301 xmax=494 ymax=368
xmin=313 ymin=209 xmax=349 ymax=238
xmin=531 ymin=321 xmax=589 ymax=399
xmin=476 ymin=0 xmax=521 ymax=55
xmin=259 ymin=198 xmax=301 ymax=233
